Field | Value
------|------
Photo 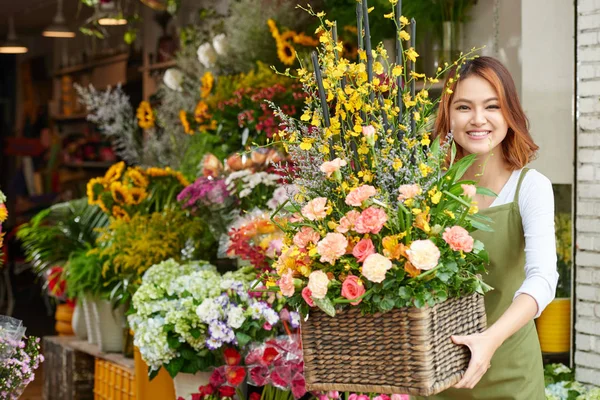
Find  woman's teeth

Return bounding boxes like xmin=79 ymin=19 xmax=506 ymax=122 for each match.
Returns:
xmin=467 ymin=131 xmax=490 ymax=137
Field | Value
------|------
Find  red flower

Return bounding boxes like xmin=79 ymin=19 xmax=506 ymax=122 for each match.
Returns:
xmin=192 ymin=394 xmax=202 ymax=400
xmin=270 ymin=366 xmax=292 ymax=388
xmin=219 ymin=386 xmax=236 ymax=398
xmin=225 ymin=366 xmax=246 ymax=386
xmin=198 ymin=384 xmax=214 ymax=397
xmin=249 ymin=365 xmax=269 ymax=386
xmin=210 ymin=367 xmax=226 ymax=387
xmin=48 ymin=266 xmax=66 ymax=298
xmin=291 ymin=372 xmax=307 ymax=399
xmin=249 ymin=392 xmax=261 ymax=400
xmin=223 ymin=348 xmax=241 ymax=366
xmin=262 ymin=347 xmax=280 ymax=366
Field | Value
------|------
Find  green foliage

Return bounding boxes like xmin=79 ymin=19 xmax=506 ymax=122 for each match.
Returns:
xmin=64 ymin=249 xmax=104 ymax=298
xmin=17 ymin=199 xmax=108 ymax=276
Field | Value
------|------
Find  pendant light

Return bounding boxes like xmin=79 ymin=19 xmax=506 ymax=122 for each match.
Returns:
xmin=42 ymin=0 xmax=75 ymax=38
xmin=97 ymin=1 xmax=127 ymax=26
xmin=0 ymin=16 xmax=28 ymax=54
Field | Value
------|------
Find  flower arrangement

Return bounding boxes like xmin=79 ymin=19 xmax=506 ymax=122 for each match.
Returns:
xmin=189 ymin=347 xmax=247 ymax=400
xmin=268 ymin=5 xmax=489 ymax=317
xmin=129 ymin=259 xmax=279 ymax=379
xmin=544 ymin=363 xmax=600 ymax=400
xmin=92 ymin=207 xmax=210 ymax=304
xmin=87 ymin=162 xmax=189 ymax=220
xmin=267 ymin=18 xmax=319 ymax=66
xmin=0 ymin=318 xmax=44 ymax=400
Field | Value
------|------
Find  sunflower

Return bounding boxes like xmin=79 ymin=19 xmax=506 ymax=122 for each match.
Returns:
xmin=194 ymin=101 xmax=211 ymax=124
xmin=97 ymin=200 xmax=110 ymax=214
xmin=200 ymin=72 xmax=214 ymax=98
xmin=104 ymin=161 xmax=126 ymax=183
xmin=110 ymin=181 xmax=133 ymax=204
xmin=293 ymin=32 xmax=319 ymax=47
xmin=126 ymin=168 xmax=149 ymax=188
xmin=171 ymin=171 xmax=190 ymax=187
xmin=136 ymin=101 xmax=155 ymax=129
xmin=179 ymin=110 xmax=194 ymax=135
xmin=277 ymin=40 xmax=296 ymax=65
xmin=86 ymin=177 xmax=106 ymax=205
xmin=128 ymin=187 xmax=148 ymax=205
xmin=111 ymin=205 xmax=130 ymax=221
xmin=267 ymin=19 xmax=280 ymax=40
xmin=145 ymin=167 xmax=170 ymax=177
xmin=280 ymin=31 xmax=296 ymax=42
xmin=0 ymin=204 xmax=7 ymax=223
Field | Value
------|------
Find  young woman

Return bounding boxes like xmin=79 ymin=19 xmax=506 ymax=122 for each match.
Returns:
xmin=420 ymin=56 xmax=559 ymax=399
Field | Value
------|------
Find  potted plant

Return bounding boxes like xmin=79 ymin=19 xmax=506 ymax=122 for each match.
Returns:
xmin=535 ymin=213 xmax=572 ymax=353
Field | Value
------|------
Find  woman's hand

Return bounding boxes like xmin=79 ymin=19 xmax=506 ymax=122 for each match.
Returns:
xmin=451 ymin=332 xmax=501 ymax=389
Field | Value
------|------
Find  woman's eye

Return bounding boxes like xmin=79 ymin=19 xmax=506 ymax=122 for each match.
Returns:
xmin=487 ymin=105 xmax=500 ymax=110
xmin=457 ymin=105 xmax=469 ymax=111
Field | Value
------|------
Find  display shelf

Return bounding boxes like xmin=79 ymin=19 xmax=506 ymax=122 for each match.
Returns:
xmin=62 ymin=161 xmax=114 ymax=169
xmin=138 ymin=59 xmax=176 ymax=72
xmin=54 ymin=53 xmax=130 ymax=76
xmin=51 ymin=113 xmax=88 ymax=121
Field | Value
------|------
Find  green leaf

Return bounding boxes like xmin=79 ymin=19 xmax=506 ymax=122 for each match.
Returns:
xmin=398 ymin=287 xmax=412 ymax=300
xmin=437 ymin=270 xmax=452 ymax=283
xmin=164 ymin=357 xmax=185 ymax=378
xmin=167 ymin=335 xmax=182 ymax=350
xmin=445 ymin=261 xmax=458 ymax=272
xmin=380 ymin=297 xmax=395 ymax=311
xmin=189 ymin=328 xmax=201 ymax=339
xmin=450 ymin=153 xmax=477 ymax=182
xmin=472 ymin=240 xmax=485 ymax=254
xmin=313 ymin=297 xmax=336 ymax=317
xmin=467 ymin=217 xmax=495 ymax=232
xmin=148 ymin=366 xmax=159 ymax=381
xmin=476 ymin=187 xmax=498 ymax=198
xmin=235 ymin=332 xmax=252 ymax=346
xmin=413 ymin=296 xmax=425 ymax=308
xmin=450 ymin=141 xmax=457 ymax=167
xmin=180 ymin=348 xmax=196 ymax=360
xmin=430 ymin=136 xmax=440 ymax=158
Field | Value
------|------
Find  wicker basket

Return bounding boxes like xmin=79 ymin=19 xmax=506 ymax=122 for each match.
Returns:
xmin=301 ymin=293 xmax=487 ymax=397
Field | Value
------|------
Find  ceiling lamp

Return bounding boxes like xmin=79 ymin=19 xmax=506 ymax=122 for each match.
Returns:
xmin=0 ymin=16 xmax=28 ymax=54
xmin=42 ymin=0 xmax=75 ymax=38
xmin=97 ymin=1 xmax=127 ymax=26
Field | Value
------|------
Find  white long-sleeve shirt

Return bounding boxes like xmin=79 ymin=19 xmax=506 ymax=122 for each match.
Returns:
xmin=489 ymin=168 xmax=559 ymax=318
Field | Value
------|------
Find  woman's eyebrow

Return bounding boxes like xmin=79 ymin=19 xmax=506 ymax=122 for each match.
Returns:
xmin=452 ymin=97 xmax=498 ymax=104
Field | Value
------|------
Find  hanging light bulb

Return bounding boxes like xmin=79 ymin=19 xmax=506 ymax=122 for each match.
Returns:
xmin=97 ymin=0 xmax=127 ymax=26
xmin=0 ymin=16 xmax=28 ymax=54
xmin=42 ymin=0 xmax=75 ymax=38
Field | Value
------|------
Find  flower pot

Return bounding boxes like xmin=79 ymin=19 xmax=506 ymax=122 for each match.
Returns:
xmin=72 ymin=300 xmax=88 ymax=340
xmin=536 ymin=297 xmax=571 ymax=353
xmin=173 ymin=371 xmax=212 ymax=400
xmin=55 ymin=304 xmax=74 ymax=335
xmin=82 ymin=294 xmax=99 ymax=345
xmin=134 ymin=347 xmax=175 ymax=399
xmin=92 ymin=299 xmax=126 ymax=353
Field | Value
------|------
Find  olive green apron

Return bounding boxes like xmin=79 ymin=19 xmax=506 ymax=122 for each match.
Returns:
xmin=415 ymin=168 xmax=545 ymax=400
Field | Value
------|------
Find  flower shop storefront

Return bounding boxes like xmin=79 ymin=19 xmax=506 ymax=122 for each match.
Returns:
xmin=0 ymin=0 xmax=590 ymax=399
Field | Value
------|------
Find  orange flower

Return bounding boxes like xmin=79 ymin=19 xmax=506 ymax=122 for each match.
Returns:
xmin=179 ymin=110 xmax=194 ymax=135
xmin=404 ymin=261 xmax=421 ymax=278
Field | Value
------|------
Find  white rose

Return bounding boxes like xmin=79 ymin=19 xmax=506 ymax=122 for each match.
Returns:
xmin=226 ymin=305 xmax=246 ymax=329
xmin=197 ymin=42 xmax=218 ymax=68
xmin=212 ymin=33 xmax=228 ymax=56
xmin=406 ymin=239 xmax=441 ymax=270
xmin=163 ymin=68 xmax=183 ymax=92
xmin=362 ymin=253 xmax=392 ymax=283
xmin=307 ymin=270 xmax=330 ymax=299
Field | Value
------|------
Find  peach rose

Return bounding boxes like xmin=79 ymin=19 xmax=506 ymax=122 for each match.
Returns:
xmin=345 ymin=185 xmax=377 ymax=207
xmin=406 ymin=240 xmax=440 ymax=270
xmin=461 ymin=184 xmax=477 ymax=198
xmin=352 ymin=238 xmax=376 ymax=262
xmin=293 ymin=226 xmax=321 ymax=248
xmin=301 ymin=197 xmax=329 ymax=221
xmin=336 ymin=210 xmax=361 ymax=233
xmin=362 ymin=125 xmax=376 ymax=145
xmin=317 ymin=233 xmax=348 ymax=265
xmin=302 ymin=287 xmax=315 ymax=307
xmin=307 ymin=270 xmax=330 ymax=299
xmin=442 ymin=226 xmax=474 ymax=253
xmin=397 ymin=184 xmax=422 ymax=201
xmin=278 ymin=269 xmax=295 ymax=297
xmin=355 ymin=207 xmax=388 ymax=234
xmin=320 ymin=158 xmax=347 ymax=178
xmin=362 ymin=253 xmax=393 ymax=283
xmin=341 ymin=275 xmax=366 ymax=305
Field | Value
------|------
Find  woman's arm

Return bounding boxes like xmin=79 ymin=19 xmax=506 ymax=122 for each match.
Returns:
xmin=452 ymin=294 xmax=538 ymax=388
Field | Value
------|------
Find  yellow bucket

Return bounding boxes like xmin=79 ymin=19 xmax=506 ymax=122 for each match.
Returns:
xmin=134 ymin=347 xmax=175 ymax=400
xmin=536 ymin=298 xmax=571 ymax=353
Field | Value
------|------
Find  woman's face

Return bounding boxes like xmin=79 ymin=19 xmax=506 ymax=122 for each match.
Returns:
xmin=449 ymin=75 xmax=509 ymax=156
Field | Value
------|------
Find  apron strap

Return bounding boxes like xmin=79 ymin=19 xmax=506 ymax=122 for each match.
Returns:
xmin=513 ymin=168 xmax=530 ymax=203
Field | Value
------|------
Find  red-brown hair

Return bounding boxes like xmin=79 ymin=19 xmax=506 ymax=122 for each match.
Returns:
xmin=434 ymin=56 xmax=538 ymax=169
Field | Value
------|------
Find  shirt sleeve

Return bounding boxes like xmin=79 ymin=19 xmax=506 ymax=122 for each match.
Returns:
xmin=514 ymin=170 xmax=559 ymax=318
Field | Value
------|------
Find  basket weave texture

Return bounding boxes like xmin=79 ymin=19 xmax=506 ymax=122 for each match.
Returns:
xmin=301 ymin=293 xmax=487 ymax=397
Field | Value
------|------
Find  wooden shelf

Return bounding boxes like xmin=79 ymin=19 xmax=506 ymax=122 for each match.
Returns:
xmin=62 ymin=161 xmax=114 ymax=169
xmin=139 ymin=59 xmax=176 ymax=72
xmin=52 ymin=113 xmax=88 ymax=121
xmin=54 ymin=53 xmax=130 ymax=76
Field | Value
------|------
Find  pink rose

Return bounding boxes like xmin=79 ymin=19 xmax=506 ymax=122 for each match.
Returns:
xmin=362 ymin=125 xmax=376 ymax=145
xmin=307 ymin=271 xmax=330 ymax=299
xmin=373 ymin=396 xmax=391 ymax=400
xmin=352 ymin=238 xmax=375 ymax=262
xmin=317 ymin=233 xmax=348 ymax=264
xmin=302 ymin=287 xmax=316 ymax=307
xmin=345 ymin=185 xmax=377 ymax=207
xmin=293 ymin=226 xmax=321 ymax=248
xmin=301 ymin=197 xmax=329 ymax=221
xmin=362 ymin=253 xmax=393 ymax=283
xmin=355 ymin=207 xmax=388 ymax=234
xmin=328 ymin=391 xmax=340 ymax=399
xmin=391 ymin=395 xmax=410 ymax=400
xmin=341 ymin=275 xmax=366 ymax=305
xmin=397 ymin=184 xmax=422 ymax=201
xmin=406 ymin=239 xmax=440 ymax=270
xmin=336 ymin=210 xmax=361 ymax=233
xmin=357 ymin=396 xmax=370 ymax=400
xmin=461 ymin=184 xmax=477 ymax=198
xmin=320 ymin=158 xmax=347 ymax=177
xmin=278 ymin=269 xmax=295 ymax=297
xmin=443 ymin=226 xmax=474 ymax=253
